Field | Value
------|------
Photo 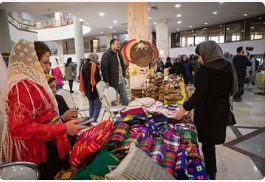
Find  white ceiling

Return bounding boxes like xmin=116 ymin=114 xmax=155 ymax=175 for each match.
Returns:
xmin=1 ymin=2 xmax=265 ymax=37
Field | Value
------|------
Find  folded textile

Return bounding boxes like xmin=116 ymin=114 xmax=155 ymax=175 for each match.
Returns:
xmin=72 ymin=150 xmax=120 ymax=180
xmin=129 ymin=124 xmax=141 ymax=134
xmin=175 ymin=148 xmax=189 ymax=180
xmin=162 ymin=150 xmax=177 ymax=176
xmin=138 ymin=137 xmax=154 ymax=154
xmin=146 ymin=119 xmax=159 ymax=135
xmin=137 ymin=126 xmax=148 ymax=138
xmin=150 ymin=144 xmax=166 ymax=164
xmin=120 ymin=107 xmax=146 ymax=116
xmin=154 ymin=136 xmax=164 ymax=145
xmin=163 ymin=135 xmax=180 ymax=152
xmin=129 ymin=97 xmax=156 ymax=108
xmin=109 ymin=123 xmax=129 ymax=143
xmin=174 ymin=124 xmax=198 ymax=145
xmin=69 ymin=120 xmax=114 ymax=167
xmin=124 ymin=133 xmax=141 ymax=146
xmin=187 ymin=157 xmax=208 ymax=180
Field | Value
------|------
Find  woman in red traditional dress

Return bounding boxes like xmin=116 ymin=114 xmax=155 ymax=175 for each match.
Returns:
xmin=0 ymin=39 xmax=85 ymax=179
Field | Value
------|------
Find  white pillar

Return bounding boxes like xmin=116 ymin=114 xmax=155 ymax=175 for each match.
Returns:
xmin=156 ymin=19 xmax=169 ymax=62
xmin=54 ymin=12 xmax=62 ymax=26
xmin=73 ymin=16 xmax=85 ymax=77
xmin=0 ymin=9 xmax=12 ymax=53
xmin=57 ymin=40 xmax=64 ymax=73
xmin=106 ymin=33 xmax=113 ymax=49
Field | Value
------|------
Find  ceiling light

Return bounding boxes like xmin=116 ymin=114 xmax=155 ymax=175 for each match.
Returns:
xmin=148 ymin=17 xmax=152 ymax=20
xmin=175 ymin=4 xmax=181 ymax=8
xmin=259 ymin=17 xmax=262 ymax=20
xmin=244 ymin=14 xmax=247 ymax=17
xmin=213 ymin=11 xmax=218 ymax=15
xmin=204 ymin=28 xmax=207 ymax=30
xmin=177 ymin=28 xmax=180 ymax=31
xmin=190 ymin=26 xmax=193 ymax=28
xmin=99 ymin=12 xmax=105 ymax=17
xmin=219 ymin=24 xmax=223 ymax=27
xmin=113 ymin=30 xmax=116 ymax=33
xmin=100 ymin=32 xmax=103 ymax=34
xmin=205 ymin=22 xmax=208 ymax=25
xmin=251 ymin=26 xmax=255 ymax=29
xmin=176 ymin=14 xmax=182 ymax=17
xmin=219 ymin=2 xmax=224 ymax=3
xmin=255 ymin=32 xmax=258 ymax=35
xmin=177 ymin=21 xmax=182 ymax=24
xmin=109 ymin=26 xmax=112 ymax=29
xmin=226 ymin=28 xmax=230 ymax=30
xmin=79 ymin=18 xmax=84 ymax=22
xmin=113 ymin=20 xmax=118 ymax=24
xmin=154 ymin=22 xmax=157 ymax=25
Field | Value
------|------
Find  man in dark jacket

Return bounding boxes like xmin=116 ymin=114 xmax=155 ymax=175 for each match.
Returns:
xmin=175 ymin=54 xmax=192 ymax=84
xmin=233 ymin=46 xmax=252 ymax=102
xmin=101 ymin=39 xmax=129 ymax=106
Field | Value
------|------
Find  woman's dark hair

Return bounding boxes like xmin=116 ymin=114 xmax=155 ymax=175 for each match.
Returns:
xmin=34 ymin=41 xmax=51 ymax=61
xmin=166 ymin=57 xmax=171 ymax=62
xmin=181 ymin=54 xmax=188 ymax=61
xmin=65 ymin=57 xmax=72 ymax=67
xmin=48 ymin=77 xmax=56 ymax=84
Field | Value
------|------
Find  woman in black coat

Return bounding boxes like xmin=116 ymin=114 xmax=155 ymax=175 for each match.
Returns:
xmin=176 ymin=41 xmax=237 ymax=180
xmin=175 ymin=54 xmax=192 ymax=84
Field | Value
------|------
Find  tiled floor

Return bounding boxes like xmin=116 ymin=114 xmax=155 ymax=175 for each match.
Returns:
xmin=65 ymin=80 xmax=265 ymax=180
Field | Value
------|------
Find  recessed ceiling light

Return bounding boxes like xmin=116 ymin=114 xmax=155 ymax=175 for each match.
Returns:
xmin=177 ymin=28 xmax=180 ymax=31
xmin=205 ymin=22 xmax=208 ymax=25
xmin=109 ymin=26 xmax=112 ymax=29
xmin=148 ymin=17 xmax=152 ymax=20
xmin=113 ymin=20 xmax=118 ymax=24
xmin=219 ymin=2 xmax=224 ymax=4
xmin=100 ymin=32 xmax=103 ymax=34
xmin=255 ymin=32 xmax=258 ymax=35
xmin=79 ymin=18 xmax=84 ymax=22
xmin=259 ymin=17 xmax=262 ymax=20
xmin=176 ymin=14 xmax=182 ymax=17
xmin=213 ymin=11 xmax=218 ymax=15
xmin=244 ymin=14 xmax=247 ymax=17
xmin=99 ymin=12 xmax=105 ymax=17
xmin=204 ymin=28 xmax=207 ymax=30
xmin=113 ymin=30 xmax=116 ymax=33
xmin=177 ymin=21 xmax=182 ymax=24
xmin=154 ymin=22 xmax=157 ymax=25
xmin=251 ymin=26 xmax=255 ymax=29
xmin=190 ymin=26 xmax=193 ymax=28
xmin=175 ymin=4 xmax=181 ymax=8
xmin=226 ymin=28 xmax=230 ymax=30
xmin=220 ymin=24 xmax=223 ymax=27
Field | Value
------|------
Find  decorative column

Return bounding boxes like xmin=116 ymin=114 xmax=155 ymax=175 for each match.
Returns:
xmin=0 ymin=9 xmax=12 ymax=53
xmin=57 ymin=40 xmax=64 ymax=73
xmin=106 ymin=33 xmax=113 ymax=49
xmin=73 ymin=16 xmax=85 ymax=77
xmin=127 ymin=2 xmax=151 ymax=89
xmin=54 ymin=12 xmax=63 ymax=26
xmin=156 ymin=19 xmax=169 ymax=62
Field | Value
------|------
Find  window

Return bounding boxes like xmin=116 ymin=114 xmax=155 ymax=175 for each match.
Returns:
xmin=225 ymin=21 xmax=244 ymax=42
xmin=180 ymin=31 xmax=194 ymax=47
xmin=246 ymin=15 xmax=265 ymax=40
xmin=195 ymin=28 xmax=208 ymax=45
xmin=208 ymin=24 xmax=225 ymax=43
xmin=171 ymin=33 xmax=181 ymax=48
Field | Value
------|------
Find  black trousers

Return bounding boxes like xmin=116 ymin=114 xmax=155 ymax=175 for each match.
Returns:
xmin=234 ymin=77 xmax=245 ymax=100
xmin=68 ymin=80 xmax=73 ymax=92
xmin=202 ymin=143 xmax=217 ymax=175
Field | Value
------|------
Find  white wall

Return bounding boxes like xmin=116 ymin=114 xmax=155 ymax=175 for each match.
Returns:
xmin=9 ymin=23 xmax=38 ymax=44
xmin=21 ymin=12 xmax=54 ymax=22
xmin=169 ymin=39 xmax=265 ymax=57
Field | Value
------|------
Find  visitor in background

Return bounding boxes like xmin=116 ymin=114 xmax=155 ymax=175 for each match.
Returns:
xmin=249 ymin=55 xmax=258 ymax=85
xmin=80 ymin=54 xmax=102 ymax=122
xmin=0 ymin=39 xmax=85 ymax=179
xmin=175 ymin=54 xmax=192 ymax=84
xmin=51 ymin=58 xmax=63 ymax=90
xmin=224 ymin=52 xmax=233 ymax=64
xmin=189 ymin=54 xmax=200 ymax=84
xmin=47 ymin=76 xmax=78 ymax=147
xmin=232 ymin=46 xmax=252 ymax=102
xmin=65 ymin=57 xmax=77 ymax=93
xmin=165 ymin=56 xmax=174 ymax=74
xmin=101 ymin=39 xmax=129 ymax=106
xmin=176 ymin=41 xmax=236 ymax=180
xmin=156 ymin=57 xmax=165 ymax=73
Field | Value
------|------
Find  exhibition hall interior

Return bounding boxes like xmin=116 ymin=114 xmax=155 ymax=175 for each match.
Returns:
xmin=0 ymin=1 xmax=264 ymax=180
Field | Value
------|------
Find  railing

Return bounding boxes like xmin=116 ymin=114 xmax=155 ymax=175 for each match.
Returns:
xmin=7 ymin=14 xmax=73 ymax=31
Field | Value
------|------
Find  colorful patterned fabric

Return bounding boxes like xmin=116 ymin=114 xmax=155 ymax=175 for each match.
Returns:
xmin=129 ymin=124 xmax=141 ymax=134
xmin=109 ymin=123 xmax=129 ymax=143
xmin=175 ymin=148 xmax=189 ymax=180
xmin=137 ymin=126 xmax=148 ymax=138
xmin=163 ymin=135 xmax=180 ymax=152
xmin=146 ymin=119 xmax=159 ymax=135
xmin=150 ymin=144 xmax=165 ymax=164
xmin=154 ymin=136 xmax=164 ymax=145
xmin=69 ymin=120 xmax=114 ymax=167
xmin=120 ymin=107 xmax=146 ymax=116
xmin=138 ymin=137 xmax=154 ymax=154
xmin=124 ymin=133 xmax=141 ymax=146
xmin=174 ymin=124 xmax=198 ymax=145
xmin=72 ymin=150 xmax=120 ymax=180
xmin=162 ymin=150 xmax=176 ymax=176
xmin=187 ymin=157 xmax=208 ymax=180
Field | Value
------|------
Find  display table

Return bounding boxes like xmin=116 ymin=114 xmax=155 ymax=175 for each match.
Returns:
xmin=255 ymin=72 xmax=265 ymax=88
xmin=54 ymin=98 xmax=208 ymax=180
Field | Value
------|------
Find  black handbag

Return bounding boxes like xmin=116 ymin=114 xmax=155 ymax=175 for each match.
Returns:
xmin=227 ymin=102 xmax=236 ymax=126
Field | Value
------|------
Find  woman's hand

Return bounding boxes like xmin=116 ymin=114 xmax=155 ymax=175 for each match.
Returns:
xmin=66 ymin=118 xmax=86 ymax=136
xmin=61 ymin=109 xmax=78 ymax=121
xmin=175 ymin=106 xmax=187 ymax=120
xmin=81 ymin=92 xmax=86 ymax=97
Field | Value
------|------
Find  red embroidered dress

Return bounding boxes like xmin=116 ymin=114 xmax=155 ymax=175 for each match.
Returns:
xmin=4 ymin=79 xmax=71 ymax=164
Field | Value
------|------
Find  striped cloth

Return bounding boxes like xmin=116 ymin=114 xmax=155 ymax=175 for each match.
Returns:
xmin=162 ymin=150 xmax=176 ymax=176
xmin=163 ymin=135 xmax=180 ymax=152
xmin=124 ymin=133 xmax=141 ymax=146
xmin=175 ymin=148 xmax=188 ymax=180
xmin=150 ymin=144 xmax=165 ymax=164
xmin=137 ymin=126 xmax=148 ymax=138
xmin=109 ymin=123 xmax=129 ymax=142
xmin=138 ymin=137 xmax=154 ymax=154
xmin=154 ymin=136 xmax=164 ymax=145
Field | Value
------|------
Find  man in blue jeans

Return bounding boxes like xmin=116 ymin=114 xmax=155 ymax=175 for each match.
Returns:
xmin=101 ymin=39 xmax=129 ymax=106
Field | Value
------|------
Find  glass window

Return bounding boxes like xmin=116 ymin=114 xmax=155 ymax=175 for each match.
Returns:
xmin=246 ymin=15 xmax=265 ymax=40
xmin=180 ymin=31 xmax=194 ymax=47
xmin=208 ymin=24 xmax=225 ymax=43
xmin=195 ymin=28 xmax=208 ymax=45
xmin=171 ymin=33 xmax=181 ymax=48
xmin=225 ymin=20 xmax=244 ymax=42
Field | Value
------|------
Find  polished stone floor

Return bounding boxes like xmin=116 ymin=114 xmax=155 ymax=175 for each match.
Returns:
xmin=64 ymin=80 xmax=265 ymax=180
